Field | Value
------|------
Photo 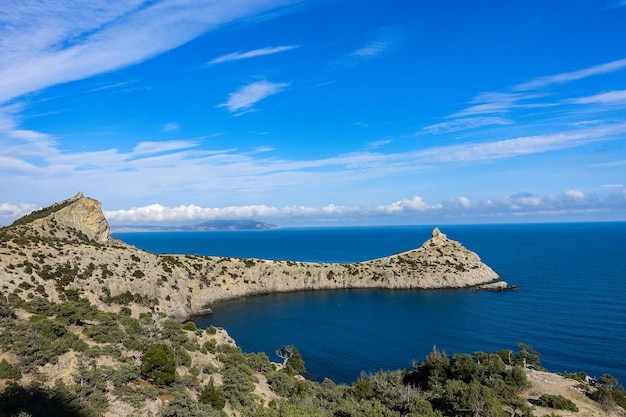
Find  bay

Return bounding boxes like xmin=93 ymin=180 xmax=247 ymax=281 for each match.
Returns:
xmin=115 ymin=222 xmax=626 ymax=384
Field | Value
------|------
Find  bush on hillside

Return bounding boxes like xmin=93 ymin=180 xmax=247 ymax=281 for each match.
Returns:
xmin=140 ymin=344 xmax=176 ymax=385
xmin=537 ymin=394 xmax=579 ymax=411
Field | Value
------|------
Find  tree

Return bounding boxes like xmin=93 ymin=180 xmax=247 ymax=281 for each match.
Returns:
xmin=516 ymin=343 xmax=542 ymax=369
xmin=140 ymin=343 xmax=176 ymax=385
xmin=407 ymin=345 xmax=451 ymax=391
xmin=599 ymin=373 xmax=621 ymax=389
xmin=276 ymin=345 xmax=296 ymax=366
xmin=275 ymin=344 xmax=306 ymax=375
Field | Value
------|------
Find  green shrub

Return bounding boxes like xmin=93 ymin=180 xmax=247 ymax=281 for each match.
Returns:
xmin=0 ymin=358 xmax=22 ymax=379
xmin=160 ymin=390 xmax=224 ymax=417
xmin=140 ymin=344 xmax=176 ymax=385
xmin=537 ymin=394 xmax=578 ymax=411
xmin=219 ymin=347 xmax=259 ymax=408
xmin=174 ymin=345 xmax=192 ymax=368
xmin=204 ymin=339 xmax=217 ymax=354
xmin=199 ymin=381 xmax=226 ymax=409
xmin=266 ymin=371 xmax=297 ymax=397
xmin=182 ymin=321 xmax=197 ymax=331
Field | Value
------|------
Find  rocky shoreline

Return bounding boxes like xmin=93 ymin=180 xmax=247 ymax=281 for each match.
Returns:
xmin=1 ymin=193 xmax=502 ymax=321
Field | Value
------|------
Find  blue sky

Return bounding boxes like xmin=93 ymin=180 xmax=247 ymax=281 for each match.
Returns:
xmin=1 ymin=0 xmax=626 ymax=226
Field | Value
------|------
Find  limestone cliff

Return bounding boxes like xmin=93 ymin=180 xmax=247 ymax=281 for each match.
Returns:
xmin=15 ymin=192 xmax=115 ymax=245
xmin=0 ymin=194 xmax=500 ymax=321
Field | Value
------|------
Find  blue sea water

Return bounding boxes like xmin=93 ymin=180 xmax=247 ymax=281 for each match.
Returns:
xmin=115 ymin=223 xmax=626 ymax=384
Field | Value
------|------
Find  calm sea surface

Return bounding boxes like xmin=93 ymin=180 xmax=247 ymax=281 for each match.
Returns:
xmin=115 ymin=223 xmax=626 ymax=384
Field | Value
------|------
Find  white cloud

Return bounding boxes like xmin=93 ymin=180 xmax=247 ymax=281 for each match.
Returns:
xmin=350 ymin=41 xmax=388 ymax=58
xmin=447 ymin=59 xmax=626 ymax=122
xmin=162 ymin=123 xmax=180 ymax=132
xmin=422 ymin=117 xmax=512 ymax=134
xmin=367 ymin=140 xmax=392 ymax=149
xmin=570 ymin=89 xmax=626 ymax=105
xmin=451 ymin=91 xmax=551 ymax=118
xmin=508 ymin=193 xmax=541 ymax=208
xmin=514 ymin=58 xmax=626 ymax=91
xmin=105 ymin=203 xmax=310 ymax=223
xmin=208 ymin=45 xmax=298 ymax=64
xmin=565 ymin=190 xmax=585 ymax=199
xmin=132 ymin=140 xmax=198 ymax=156
xmin=0 ymin=202 xmax=37 ymax=218
xmin=377 ymin=196 xmax=429 ymax=213
xmin=328 ymin=28 xmax=398 ymax=72
xmin=218 ymin=80 xmax=290 ymax=113
xmin=0 ymin=0 xmax=302 ymax=104
xmin=407 ymin=122 xmax=626 ymax=166
xmin=458 ymin=196 xmax=471 ymax=208
xmin=98 ymin=188 xmax=626 ymax=225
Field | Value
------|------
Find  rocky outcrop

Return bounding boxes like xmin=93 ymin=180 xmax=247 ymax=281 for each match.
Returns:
xmin=28 ymin=192 xmax=115 ymax=245
xmin=0 ymin=194 xmax=501 ymax=321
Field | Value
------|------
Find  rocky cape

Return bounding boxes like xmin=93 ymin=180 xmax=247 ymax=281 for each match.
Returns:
xmin=1 ymin=193 xmax=502 ymax=321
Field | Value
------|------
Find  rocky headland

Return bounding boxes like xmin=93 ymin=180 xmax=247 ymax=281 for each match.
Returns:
xmin=1 ymin=193 xmax=501 ymax=320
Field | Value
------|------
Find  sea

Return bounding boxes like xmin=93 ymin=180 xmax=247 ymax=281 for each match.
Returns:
xmin=114 ymin=222 xmax=626 ymax=384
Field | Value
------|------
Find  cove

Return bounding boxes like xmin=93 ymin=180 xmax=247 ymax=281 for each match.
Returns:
xmin=123 ymin=223 xmax=626 ymax=385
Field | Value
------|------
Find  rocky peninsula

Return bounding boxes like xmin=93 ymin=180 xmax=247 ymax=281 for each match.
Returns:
xmin=1 ymin=193 xmax=501 ymax=320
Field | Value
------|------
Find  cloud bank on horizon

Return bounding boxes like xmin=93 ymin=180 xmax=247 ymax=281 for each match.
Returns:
xmin=1 ymin=0 xmax=625 ymax=226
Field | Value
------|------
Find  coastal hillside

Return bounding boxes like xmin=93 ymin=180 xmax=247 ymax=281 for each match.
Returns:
xmin=1 ymin=194 xmax=624 ymax=417
xmin=0 ymin=193 xmax=500 ymax=320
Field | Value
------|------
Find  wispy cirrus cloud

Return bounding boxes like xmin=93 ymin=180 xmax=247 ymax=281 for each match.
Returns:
xmin=3 ymin=120 xmax=624 ymax=191
xmin=451 ymin=92 xmax=550 ymax=117
xmin=161 ymin=123 xmax=181 ymax=132
xmin=513 ymin=58 xmax=626 ymax=91
xmin=349 ymin=40 xmax=389 ymax=58
xmin=440 ymin=57 xmax=626 ymax=135
xmin=569 ymin=89 xmax=626 ymax=105
xmin=132 ymin=140 xmax=199 ymax=156
xmin=218 ymin=80 xmax=290 ymax=113
xmin=415 ymin=122 xmax=626 ymax=163
xmin=422 ymin=116 xmax=512 ymax=135
xmin=208 ymin=45 xmax=298 ymax=64
xmin=329 ymin=27 xmax=400 ymax=72
xmin=0 ymin=0 xmax=302 ymax=105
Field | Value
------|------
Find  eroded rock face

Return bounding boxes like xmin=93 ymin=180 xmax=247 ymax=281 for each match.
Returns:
xmin=54 ymin=193 xmax=112 ymax=245
xmin=31 ymin=192 xmax=113 ymax=245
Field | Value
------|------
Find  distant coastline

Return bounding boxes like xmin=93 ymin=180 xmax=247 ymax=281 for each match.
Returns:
xmin=112 ymin=219 xmax=279 ymax=232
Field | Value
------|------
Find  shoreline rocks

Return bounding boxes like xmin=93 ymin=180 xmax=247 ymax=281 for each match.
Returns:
xmin=478 ymin=281 xmax=519 ymax=291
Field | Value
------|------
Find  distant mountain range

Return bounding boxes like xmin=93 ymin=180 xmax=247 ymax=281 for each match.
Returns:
xmin=112 ymin=219 xmax=279 ymax=232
